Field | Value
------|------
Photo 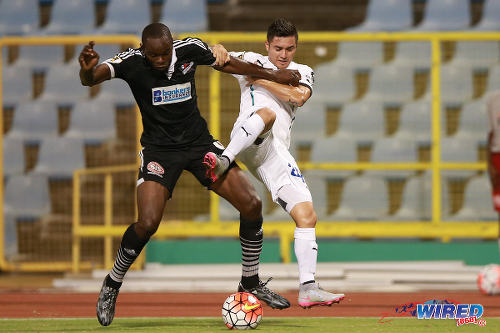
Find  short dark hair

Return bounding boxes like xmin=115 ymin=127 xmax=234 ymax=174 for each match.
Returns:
xmin=267 ymin=18 xmax=298 ymax=43
xmin=141 ymin=23 xmax=173 ymax=45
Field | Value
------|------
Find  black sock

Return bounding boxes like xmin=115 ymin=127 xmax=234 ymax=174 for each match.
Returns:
xmin=239 ymin=216 xmax=263 ymax=289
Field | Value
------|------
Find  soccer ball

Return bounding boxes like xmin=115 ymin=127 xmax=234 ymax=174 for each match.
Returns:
xmin=477 ymin=264 xmax=500 ymax=295
xmin=221 ymin=292 xmax=263 ymax=330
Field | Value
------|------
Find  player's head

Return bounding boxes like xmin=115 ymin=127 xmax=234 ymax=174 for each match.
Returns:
xmin=265 ymin=18 xmax=298 ymax=69
xmin=141 ymin=23 xmax=174 ymax=72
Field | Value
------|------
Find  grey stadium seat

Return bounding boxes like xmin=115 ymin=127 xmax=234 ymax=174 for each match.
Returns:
xmin=391 ymin=173 xmax=432 ymax=221
xmin=486 ymin=65 xmax=500 ymax=93
xmin=4 ymin=174 xmax=50 ymax=218
xmin=6 ymin=101 xmax=59 ymax=142
xmin=0 ymin=0 xmax=39 ymax=36
xmin=453 ymin=99 xmax=488 ymax=145
xmin=413 ymin=0 xmax=470 ymax=31
xmin=334 ymin=101 xmax=385 ymax=144
xmin=41 ymin=0 xmax=95 ymax=35
xmin=332 ymin=42 xmax=384 ymax=69
xmin=473 ymin=0 xmax=500 ymax=31
xmin=31 ymin=137 xmax=85 ymax=179
xmin=393 ymin=101 xmax=431 ymax=145
xmin=451 ymin=175 xmax=497 ymax=221
xmin=96 ymin=0 xmax=151 ymax=35
xmin=365 ymin=137 xmax=418 ymax=178
xmin=95 ymin=79 xmax=136 ymax=106
xmin=440 ymin=65 xmax=474 ymax=103
xmin=3 ymin=137 xmax=26 ymax=177
xmin=362 ymin=65 xmax=415 ymax=103
xmin=2 ymin=65 xmax=33 ymax=107
xmin=161 ymin=0 xmax=208 ymax=33
xmin=348 ymin=0 xmax=412 ymax=32
xmin=310 ymin=137 xmax=357 ymax=178
xmin=15 ymin=45 xmax=65 ymax=70
xmin=313 ymin=64 xmax=356 ymax=104
xmin=38 ymin=63 xmax=90 ymax=103
xmin=447 ymin=41 xmax=500 ymax=69
xmin=291 ymin=100 xmax=327 ymax=144
xmin=390 ymin=42 xmax=431 ymax=69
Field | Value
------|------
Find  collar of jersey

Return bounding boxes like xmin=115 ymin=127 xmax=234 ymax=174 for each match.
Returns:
xmin=166 ymin=48 xmax=177 ymax=79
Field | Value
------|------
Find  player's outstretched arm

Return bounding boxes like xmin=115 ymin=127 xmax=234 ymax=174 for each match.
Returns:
xmin=249 ymin=78 xmax=311 ymax=107
xmin=215 ymin=56 xmax=301 ymax=86
xmin=79 ymin=41 xmax=111 ymax=86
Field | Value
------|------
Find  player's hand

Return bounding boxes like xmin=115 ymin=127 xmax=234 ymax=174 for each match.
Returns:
xmin=274 ymin=69 xmax=301 ymax=86
xmin=210 ymin=44 xmax=230 ymax=67
xmin=79 ymin=41 xmax=99 ymax=71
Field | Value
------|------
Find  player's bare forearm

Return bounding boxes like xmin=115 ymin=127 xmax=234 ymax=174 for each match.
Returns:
xmin=79 ymin=63 xmax=110 ymax=87
xmin=216 ymin=56 xmax=300 ymax=86
xmin=252 ymin=79 xmax=311 ymax=107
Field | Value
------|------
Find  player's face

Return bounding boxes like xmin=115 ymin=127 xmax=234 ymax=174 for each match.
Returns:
xmin=265 ymin=36 xmax=297 ymax=69
xmin=143 ymin=37 xmax=173 ymax=72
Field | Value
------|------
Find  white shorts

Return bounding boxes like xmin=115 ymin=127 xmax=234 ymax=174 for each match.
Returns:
xmin=237 ymin=130 xmax=312 ymax=214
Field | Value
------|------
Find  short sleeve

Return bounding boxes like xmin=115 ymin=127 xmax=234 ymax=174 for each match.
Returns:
xmin=298 ymin=65 xmax=314 ymax=94
xmin=229 ymin=51 xmax=266 ymax=67
xmin=102 ymin=48 xmax=137 ymax=80
xmin=177 ymin=37 xmax=216 ymax=66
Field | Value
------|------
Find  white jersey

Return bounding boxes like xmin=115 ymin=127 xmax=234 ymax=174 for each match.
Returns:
xmin=487 ymin=91 xmax=500 ymax=152
xmin=229 ymin=51 xmax=314 ymax=149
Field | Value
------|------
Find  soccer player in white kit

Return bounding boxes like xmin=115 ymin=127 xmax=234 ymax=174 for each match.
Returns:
xmin=204 ymin=18 xmax=345 ymax=308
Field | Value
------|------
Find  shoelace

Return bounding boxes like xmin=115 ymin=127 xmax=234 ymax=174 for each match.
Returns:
xmin=257 ymin=277 xmax=281 ymax=298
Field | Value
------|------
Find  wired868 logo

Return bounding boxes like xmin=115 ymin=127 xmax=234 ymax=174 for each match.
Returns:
xmin=417 ymin=303 xmax=486 ymax=327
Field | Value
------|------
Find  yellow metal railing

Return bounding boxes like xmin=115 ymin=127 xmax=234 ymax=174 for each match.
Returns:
xmin=1 ymin=32 xmax=500 ymax=272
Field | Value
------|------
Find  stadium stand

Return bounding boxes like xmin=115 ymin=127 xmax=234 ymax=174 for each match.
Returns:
xmin=41 ymin=0 xmax=96 ymax=35
xmin=473 ymin=0 xmax=500 ymax=30
xmin=31 ymin=137 xmax=85 ymax=179
xmin=389 ymin=42 xmax=432 ymax=69
xmin=447 ymin=41 xmax=500 ymax=69
xmin=390 ymin=173 xmax=432 ymax=221
xmin=37 ymin=63 xmax=90 ymax=103
xmin=2 ymin=65 xmax=33 ymax=107
xmin=310 ymin=137 xmax=357 ymax=178
xmin=94 ymin=79 xmax=136 ymax=106
xmin=4 ymin=174 xmax=51 ymax=218
xmin=96 ymin=0 xmax=152 ymax=35
xmin=5 ymin=101 xmax=59 ymax=142
xmin=453 ymin=99 xmax=488 ymax=145
xmin=0 ymin=0 xmax=39 ymax=36
xmin=365 ymin=137 xmax=418 ymax=178
xmin=333 ymin=101 xmax=385 ymax=144
xmin=348 ymin=0 xmax=412 ymax=31
xmin=161 ymin=0 xmax=208 ymax=32
xmin=393 ymin=101 xmax=431 ymax=145
xmin=440 ymin=65 xmax=474 ymax=103
xmin=15 ymin=45 xmax=65 ymax=71
xmin=313 ymin=64 xmax=356 ymax=104
xmin=413 ymin=0 xmax=471 ymax=31
xmin=361 ymin=65 xmax=415 ymax=103
xmin=2 ymin=137 xmax=26 ymax=177
xmin=331 ymin=42 xmax=384 ymax=69
xmin=486 ymin=64 xmax=500 ymax=91
xmin=451 ymin=175 xmax=497 ymax=221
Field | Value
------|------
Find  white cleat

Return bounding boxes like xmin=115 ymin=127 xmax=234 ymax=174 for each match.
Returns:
xmin=298 ymin=282 xmax=345 ymax=309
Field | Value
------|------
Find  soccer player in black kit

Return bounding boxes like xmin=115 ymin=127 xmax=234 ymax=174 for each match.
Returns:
xmin=79 ymin=23 xmax=300 ymax=326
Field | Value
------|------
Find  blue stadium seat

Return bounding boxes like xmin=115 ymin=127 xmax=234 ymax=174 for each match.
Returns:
xmin=0 ymin=0 xmax=39 ymax=36
xmin=31 ymin=137 xmax=86 ymax=179
xmin=391 ymin=173 xmax=432 ymax=221
xmin=38 ymin=63 xmax=90 ymax=104
xmin=394 ymin=101 xmax=431 ymax=145
xmin=15 ymin=45 xmax=65 ymax=71
xmin=390 ymin=42 xmax=431 ymax=69
xmin=3 ymin=137 xmax=26 ymax=177
xmin=473 ymin=0 xmax=500 ymax=31
xmin=161 ymin=0 xmax=208 ymax=33
xmin=96 ymin=0 xmax=151 ymax=34
xmin=332 ymin=42 xmax=384 ymax=69
xmin=4 ymin=174 xmax=51 ymax=218
xmin=5 ymin=101 xmax=59 ymax=142
xmin=440 ymin=65 xmax=474 ymax=103
xmin=41 ymin=0 xmax=95 ymax=35
xmin=413 ymin=0 xmax=470 ymax=31
xmin=348 ymin=0 xmax=412 ymax=31
xmin=451 ymin=175 xmax=497 ymax=221
xmin=328 ymin=175 xmax=389 ymax=220
xmin=313 ymin=64 xmax=356 ymax=104
xmin=448 ymin=41 xmax=500 ymax=69
xmin=362 ymin=65 xmax=415 ymax=103
xmin=334 ymin=101 xmax=385 ymax=144
xmin=65 ymin=99 xmax=116 ymax=144
xmin=2 ymin=65 xmax=33 ymax=107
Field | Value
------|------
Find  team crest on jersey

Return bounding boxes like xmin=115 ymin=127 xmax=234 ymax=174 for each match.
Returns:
xmin=107 ymin=55 xmax=123 ymax=64
xmin=180 ymin=61 xmax=194 ymax=74
xmin=147 ymin=161 xmax=164 ymax=177
xmin=152 ymin=82 xmax=192 ymax=105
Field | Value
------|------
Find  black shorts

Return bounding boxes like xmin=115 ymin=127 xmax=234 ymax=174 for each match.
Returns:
xmin=138 ymin=140 xmax=236 ymax=196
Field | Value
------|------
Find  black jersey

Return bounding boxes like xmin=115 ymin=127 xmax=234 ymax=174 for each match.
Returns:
xmin=103 ymin=37 xmax=216 ymax=148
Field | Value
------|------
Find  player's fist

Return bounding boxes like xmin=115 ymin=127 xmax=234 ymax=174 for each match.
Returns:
xmin=274 ymin=69 xmax=301 ymax=86
xmin=79 ymin=41 xmax=99 ymax=71
xmin=210 ymin=44 xmax=230 ymax=67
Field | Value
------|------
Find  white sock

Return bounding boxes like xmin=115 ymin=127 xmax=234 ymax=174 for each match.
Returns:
xmin=294 ymin=227 xmax=318 ymax=284
xmin=223 ymin=114 xmax=265 ymax=162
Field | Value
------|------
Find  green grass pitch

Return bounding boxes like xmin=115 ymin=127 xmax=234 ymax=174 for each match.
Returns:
xmin=0 ymin=317 xmax=499 ymax=332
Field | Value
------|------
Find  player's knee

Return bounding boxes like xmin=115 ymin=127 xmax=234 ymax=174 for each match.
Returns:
xmin=258 ymin=107 xmax=276 ymax=132
xmin=136 ymin=215 xmax=161 ymax=238
xmin=296 ymin=210 xmax=317 ymax=228
xmin=240 ymin=194 xmax=262 ymax=218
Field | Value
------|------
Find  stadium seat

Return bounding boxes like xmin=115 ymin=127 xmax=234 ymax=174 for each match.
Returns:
xmin=95 ymin=78 xmax=136 ymax=106
xmin=413 ymin=0 xmax=470 ymax=31
xmin=365 ymin=137 xmax=418 ymax=178
xmin=486 ymin=64 xmax=500 ymax=92
xmin=65 ymin=99 xmax=117 ymax=144
xmin=38 ymin=63 xmax=90 ymax=104
xmin=313 ymin=64 xmax=356 ymax=104
xmin=447 ymin=41 xmax=500 ymax=69
xmin=161 ymin=0 xmax=208 ymax=33
xmin=96 ymin=0 xmax=151 ymax=35
xmin=41 ymin=0 xmax=95 ymax=35
xmin=453 ymin=99 xmax=488 ymax=145
xmin=440 ymin=65 xmax=474 ymax=103
xmin=332 ymin=42 xmax=384 ymax=69
xmin=94 ymin=44 xmax=122 ymax=61
xmin=362 ymin=65 xmax=415 ymax=103
xmin=440 ymin=136 xmax=478 ymax=177
xmin=2 ymin=65 xmax=33 ymax=107
xmin=290 ymin=101 xmax=327 ymax=144
xmin=310 ymin=137 xmax=357 ymax=178
xmin=473 ymin=0 xmax=500 ymax=31
xmin=393 ymin=101 xmax=431 ymax=145
xmin=348 ymin=0 xmax=412 ymax=31
xmin=328 ymin=175 xmax=389 ymax=220
xmin=3 ymin=137 xmax=26 ymax=177
xmin=303 ymin=171 xmax=329 ymax=218
xmin=391 ymin=173 xmax=431 ymax=221
xmin=334 ymin=101 xmax=385 ymax=144
xmin=0 ymin=0 xmax=39 ymax=36
xmin=15 ymin=45 xmax=65 ymax=71
xmin=452 ymin=175 xmax=497 ymax=221
xmin=31 ymin=137 xmax=85 ymax=179
xmin=390 ymin=42 xmax=431 ymax=69
xmin=3 ymin=213 xmax=18 ymax=258
xmin=5 ymin=101 xmax=59 ymax=142
xmin=4 ymin=174 xmax=51 ymax=218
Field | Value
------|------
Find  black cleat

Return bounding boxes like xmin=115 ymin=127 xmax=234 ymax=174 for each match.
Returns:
xmin=96 ymin=275 xmax=120 ymax=326
xmin=238 ymin=277 xmax=290 ymax=309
